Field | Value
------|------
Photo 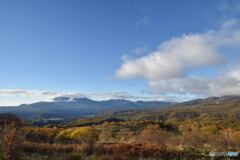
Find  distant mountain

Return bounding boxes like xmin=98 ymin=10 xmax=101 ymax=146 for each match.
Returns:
xmin=0 ymin=97 xmax=173 ymax=120
xmin=59 ymin=95 xmax=240 ymax=127
xmin=109 ymin=95 xmax=240 ymax=121
xmin=173 ymin=95 xmax=240 ymax=107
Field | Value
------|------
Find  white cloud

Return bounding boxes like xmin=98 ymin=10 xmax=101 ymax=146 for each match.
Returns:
xmin=148 ymin=67 xmax=240 ymax=97
xmin=208 ymin=67 xmax=240 ymax=96
xmin=117 ymin=19 xmax=240 ymax=98
xmin=117 ymin=33 xmax=225 ymax=80
xmin=148 ymin=77 xmax=210 ymax=94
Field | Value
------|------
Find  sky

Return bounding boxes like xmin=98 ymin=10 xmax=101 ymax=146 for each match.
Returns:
xmin=0 ymin=0 xmax=240 ymax=106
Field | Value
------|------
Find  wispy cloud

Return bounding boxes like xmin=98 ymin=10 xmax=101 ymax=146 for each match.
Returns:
xmin=218 ymin=0 xmax=240 ymax=16
xmin=136 ymin=15 xmax=150 ymax=28
xmin=135 ymin=1 xmax=151 ymax=29
xmin=0 ymin=89 xmax=163 ymax=106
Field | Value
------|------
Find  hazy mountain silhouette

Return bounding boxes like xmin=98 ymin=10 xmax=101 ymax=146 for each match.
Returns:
xmin=0 ymin=97 xmax=173 ymax=120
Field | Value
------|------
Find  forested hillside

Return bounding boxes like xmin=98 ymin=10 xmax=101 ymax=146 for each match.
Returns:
xmin=0 ymin=96 xmax=240 ymax=160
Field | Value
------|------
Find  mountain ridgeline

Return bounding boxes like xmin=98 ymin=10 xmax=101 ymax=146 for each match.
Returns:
xmin=1 ymin=95 xmax=239 ymax=122
xmin=0 ymin=97 xmax=173 ymax=120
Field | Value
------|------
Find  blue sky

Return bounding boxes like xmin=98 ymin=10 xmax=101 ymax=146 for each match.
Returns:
xmin=0 ymin=0 xmax=240 ymax=105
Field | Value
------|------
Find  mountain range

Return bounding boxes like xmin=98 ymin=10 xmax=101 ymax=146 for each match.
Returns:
xmin=1 ymin=95 xmax=239 ymax=122
xmin=0 ymin=97 xmax=172 ymax=120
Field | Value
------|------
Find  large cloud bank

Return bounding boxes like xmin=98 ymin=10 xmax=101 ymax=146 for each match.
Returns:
xmin=117 ymin=19 xmax=240 ymax=97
